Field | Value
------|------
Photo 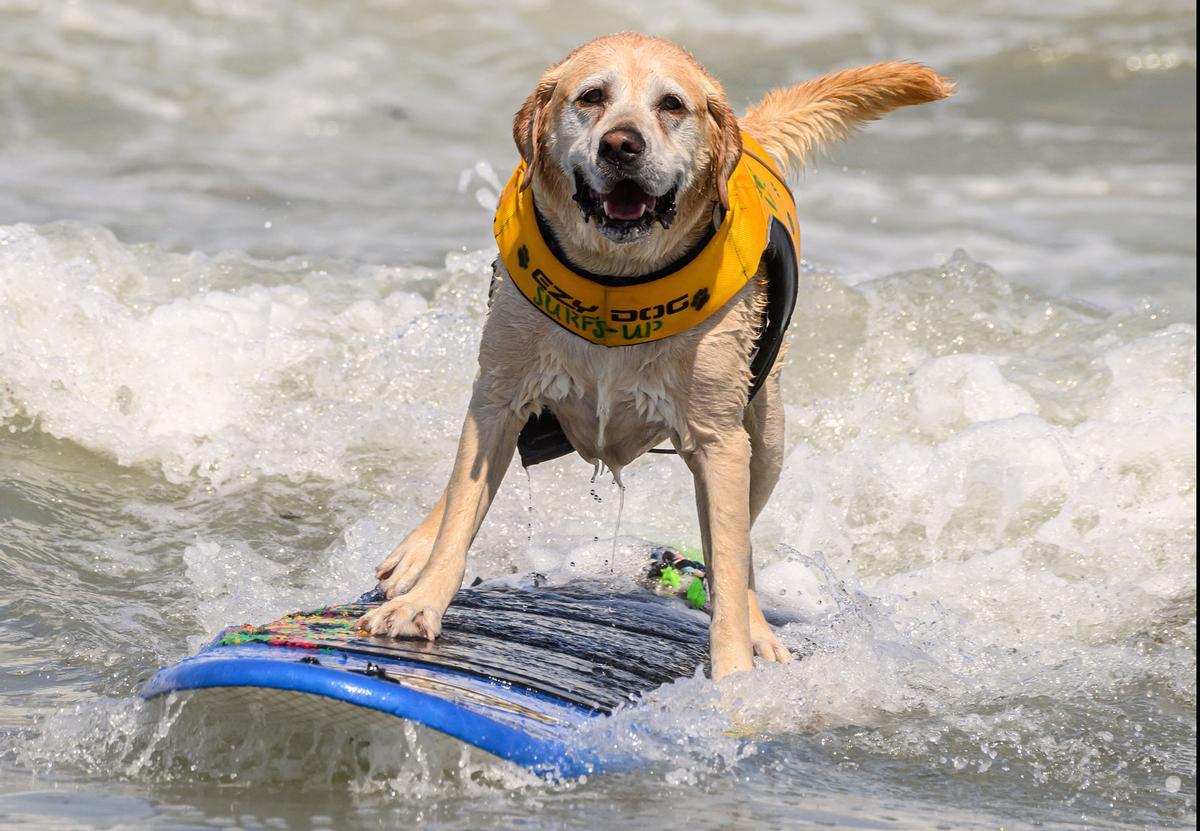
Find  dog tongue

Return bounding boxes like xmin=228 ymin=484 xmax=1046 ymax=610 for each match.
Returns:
xmin=602 ymin=180 xmax=657 ymax=221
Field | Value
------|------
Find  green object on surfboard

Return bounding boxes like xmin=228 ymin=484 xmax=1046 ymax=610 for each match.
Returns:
xmin=686 ymin=576 xmax=708 ymax=609
xmin=659 ymin=565 xmax=682 ymax=588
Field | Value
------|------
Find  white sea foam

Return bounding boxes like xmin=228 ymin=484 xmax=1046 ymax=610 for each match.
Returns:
xmin=0 ymin=222 xmax=479 ymax=487
xmin=1 ymin=0 xmax=1195 ymax=825
xmin=2 ymin=222 xmax=1193 ymax=815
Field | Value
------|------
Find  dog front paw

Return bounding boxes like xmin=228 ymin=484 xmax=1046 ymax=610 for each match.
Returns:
xmin=710 ymin=639 xmax=755 ymax=681
xmin=357 ymin=596 xmax=445 ymax=640
xmin=751 ymin=627 xmax=793 ymax=664
xmin=374 ymin=534 xmax=436 ymax=598
xmin=748 ymin=590 xmax=792 ymax=664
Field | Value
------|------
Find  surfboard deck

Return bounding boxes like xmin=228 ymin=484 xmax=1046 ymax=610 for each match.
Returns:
xmin=142 ymin=582 xmax=711 ymax=778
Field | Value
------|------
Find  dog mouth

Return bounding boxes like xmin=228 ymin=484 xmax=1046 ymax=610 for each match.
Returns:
xmin=572 ymin=173 xmax=678 ymax=240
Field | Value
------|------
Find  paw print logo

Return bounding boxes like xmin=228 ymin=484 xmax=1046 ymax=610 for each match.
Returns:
xmin=691 ymin=287 xmax=710 ymax=310
xmin=517 ymin=245 xmax=530 ymax=269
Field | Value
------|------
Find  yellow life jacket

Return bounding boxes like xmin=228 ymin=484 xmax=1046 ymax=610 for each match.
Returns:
xmin=492 ymin=132 xmax=799 ymax=348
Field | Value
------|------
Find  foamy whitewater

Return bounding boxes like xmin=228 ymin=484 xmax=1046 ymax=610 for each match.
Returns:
xmin=0 ymin=1 xmax=1194 ymax=829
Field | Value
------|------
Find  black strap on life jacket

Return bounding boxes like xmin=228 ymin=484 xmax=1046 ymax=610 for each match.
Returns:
xmin=508 ymin=217 xmax=798 ymax=467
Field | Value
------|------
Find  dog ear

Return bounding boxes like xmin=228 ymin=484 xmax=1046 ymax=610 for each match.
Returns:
xmin=706 ymin=95 xmax=742 ymax=211
xmin=513 ymin=74 xmax=559 ymax=192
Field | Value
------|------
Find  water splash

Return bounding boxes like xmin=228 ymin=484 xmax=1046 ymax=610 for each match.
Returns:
xmin=1 ymin=224 xmax=1193 ymax=828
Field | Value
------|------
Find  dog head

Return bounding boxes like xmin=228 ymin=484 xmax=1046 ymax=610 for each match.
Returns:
xmin=513 ymin=33 xmax=739 ymax=271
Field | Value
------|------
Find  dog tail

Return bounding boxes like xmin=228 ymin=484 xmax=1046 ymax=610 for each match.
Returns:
xmin=739 ymin=61 xmax=955 ymax=176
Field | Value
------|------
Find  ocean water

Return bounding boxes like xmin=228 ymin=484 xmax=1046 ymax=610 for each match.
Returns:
xmin=0 ymin=1 xmax=1194 ymax=829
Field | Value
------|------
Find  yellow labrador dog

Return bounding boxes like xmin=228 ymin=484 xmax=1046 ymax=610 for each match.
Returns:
xmin=360 ymin=33 xmax=953 ymax=680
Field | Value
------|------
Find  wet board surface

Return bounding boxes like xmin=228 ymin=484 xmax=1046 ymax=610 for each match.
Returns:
xmin=142 ymin=583 xmax=711 ymax=777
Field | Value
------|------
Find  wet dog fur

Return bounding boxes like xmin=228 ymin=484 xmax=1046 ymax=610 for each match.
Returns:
xmin=361 ymin=33 xmax=953 ymax=680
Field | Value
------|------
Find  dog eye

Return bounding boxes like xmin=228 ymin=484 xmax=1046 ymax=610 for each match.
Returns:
xmin=660 ymin=94 xmax=684 ymax=112
xmin=578 ymin=88 xmax=605 ymax=106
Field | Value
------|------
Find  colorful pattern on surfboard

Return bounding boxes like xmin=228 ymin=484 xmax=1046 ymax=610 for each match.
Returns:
xmin=142 ymin=582 xmax=711 ymax=777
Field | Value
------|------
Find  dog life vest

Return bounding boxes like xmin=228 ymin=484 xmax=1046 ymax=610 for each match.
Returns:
xmin=492 ymin=132 xmax=800 ymax=466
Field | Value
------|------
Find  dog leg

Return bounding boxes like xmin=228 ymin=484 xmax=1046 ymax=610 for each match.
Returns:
xmin=359 ymin=388 xmax=520 ymax=639
xmin=745 ymin=371 xmax=792 ymax=664
xmin=684 ymin=376 xmax=791 ymax=667
xmin=683 ymin=428 xmax=755 ymax=680
xmin=375 ymin=489 xmax=446 ymax=597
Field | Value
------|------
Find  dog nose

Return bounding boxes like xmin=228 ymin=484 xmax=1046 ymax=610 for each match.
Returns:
xmin=599 ymin=128 xmax=645 ymax=164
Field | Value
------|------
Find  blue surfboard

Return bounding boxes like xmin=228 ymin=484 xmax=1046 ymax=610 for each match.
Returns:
xmin=142 ymin=582 xmax=711 ymax=778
